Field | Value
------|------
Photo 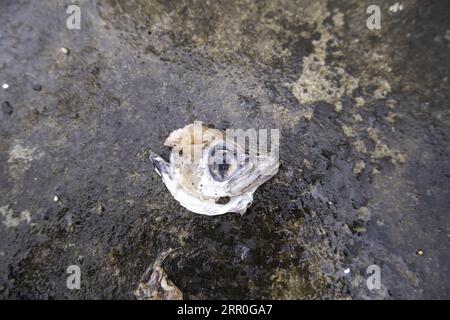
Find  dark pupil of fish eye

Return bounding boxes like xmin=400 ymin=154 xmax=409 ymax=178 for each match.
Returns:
xmin=216 ymin=162 xmax=230 ymax=179
xmin=214 ymin=151 xmax=230 ymax=179
xmin=209 ymin=147 xmax=234 ymax=181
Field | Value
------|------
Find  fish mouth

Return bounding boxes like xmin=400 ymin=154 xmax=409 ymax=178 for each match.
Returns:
xmin=149 ymin=152 xmax=170 ymax=176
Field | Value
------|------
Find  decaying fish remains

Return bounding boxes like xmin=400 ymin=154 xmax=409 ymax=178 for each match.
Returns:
xmin=134 ymin=249 xmax=183 ymax=300
xmin=150 ymin=121 xmax=279 ymax=215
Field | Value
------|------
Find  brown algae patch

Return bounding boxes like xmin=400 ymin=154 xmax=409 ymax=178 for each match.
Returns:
xmin=270 ymin=267 xmax=317 ymax=299
xmin=341 ymin=125 xmax=357 ymax=138
xmin=105 ymin=0 xmax=319 ymax=67
xmin=7 ymin=142 xmax=44 ymax=180
xmin=352 ymin=160 xmax=366 ymax=176
xmin=260 ymin=104 xmax=313 ymax=129
xmin=291 ymin=5 xmax=359 ymax=112
xmin=0 ymin=206 xmax=32 ymax=228
xmin=367 ymin=128 xmax=406 ymax=164
xmin=372 ymin=78 xmax=392 ymax=99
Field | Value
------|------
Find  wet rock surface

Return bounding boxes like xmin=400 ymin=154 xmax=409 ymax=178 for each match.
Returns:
xmin=0 ymin=0 xmax=449 ymax=299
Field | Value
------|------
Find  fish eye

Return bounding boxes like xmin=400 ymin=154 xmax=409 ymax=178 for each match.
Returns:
xmin=208 ymin=144 xmax=244 ymax=181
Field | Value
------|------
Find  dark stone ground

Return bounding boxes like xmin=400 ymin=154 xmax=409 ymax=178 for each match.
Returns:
xmin=0 ymin=0 xmax=449 ymax=299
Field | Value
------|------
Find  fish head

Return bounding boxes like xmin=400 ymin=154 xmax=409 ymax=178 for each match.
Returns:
xmin=151 ymin=122 xmax=279 ymax=215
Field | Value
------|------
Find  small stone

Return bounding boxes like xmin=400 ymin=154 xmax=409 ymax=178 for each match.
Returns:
xmin=67 ymin=221 xmax=75 ymax=233
xmin=60 ymin=47 xmax=70 ymax=55
xmin=416 ymin=249 xmax=424 ymax=256
xmin=53 ymin=195 xmax=59 ymax=202
xmin=33 ymin=84 xmax=42 ymax=91
xmin=235 ymin=245 xmax=251 ymax=260
xmin=108 ymin=248 xmax=120 ymax=263
xmin=96 ymin=203 xmax=105 ymax=215
xmin=2 ymin=83 xmax=9 ymax=90
xmin=357 ymin=206 xmax=370 ymax=221
xmin=2 ymin=101 xmax=13 ymax=115
xmin=36 ymin=105 xmax=46 ymax=113
xmin=444 ymin=30 xmax=450 ymax=41
xmin=343 ymin=268 xmax=351 ymax=276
